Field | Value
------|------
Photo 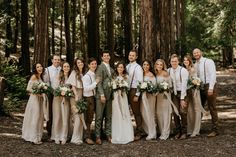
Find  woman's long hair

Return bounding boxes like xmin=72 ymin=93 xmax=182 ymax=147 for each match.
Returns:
xmin=32 ymin=63 xmax=44 ymax=81
xmin=73 ymin=58 xmax=85 ymax=81
xmin=114 ymin=61 xmax=127 ymax=79
xmin=59 ymin=62 xmax=71 ymax=84
xmin=142 ymin=59 xmax=155 ymax=76
xmin=154 ymin=59 xmax=167 ymax=75
xmin=183 ymin=55 xmax=193 ymax=69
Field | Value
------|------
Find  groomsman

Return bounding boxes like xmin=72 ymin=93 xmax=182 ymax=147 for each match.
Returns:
xmin=126 ymin=49 xmax=144 ymax=140
xmin=168 ymin=54 xmax=189 ymax=139
xmin=95 ymin=51 xmax=114 ymax=144
xmin=44 ymin=54 xmax=61 ymax=137
xmin=193 ymin=48 xmax=218 ymax=137
xmin=82 ymin=58 xmax=99 ymax=145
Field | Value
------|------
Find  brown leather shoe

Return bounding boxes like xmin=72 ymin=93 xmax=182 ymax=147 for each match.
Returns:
xmin=207 ymin=131 xmax=219 ymax=137
xmin=134 ymin=135 xmax=141 ymax=141
xmin=85 ymin=138 xmax=95 ymax=145
xmin=174 ymin=133 xmax=181 ymax=139
xmin=96 ymin=137 xmax=102 ymax=145
xmin=179 ymin=133 xmax=187 ymax=140
xmin=107 ymin=136 xmax=112 ymax=143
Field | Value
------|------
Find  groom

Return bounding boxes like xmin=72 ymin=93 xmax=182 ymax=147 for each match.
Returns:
xmin=95 ymin=50 xmax=114 ymax=144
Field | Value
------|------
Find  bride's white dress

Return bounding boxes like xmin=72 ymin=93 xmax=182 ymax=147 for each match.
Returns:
xmin=111 ymin=76 xmax=134 ymax=144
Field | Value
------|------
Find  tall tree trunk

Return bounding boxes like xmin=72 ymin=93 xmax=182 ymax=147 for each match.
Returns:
xmin=87 ymin=0 xmax=99 ymax=59
xmin=106 ymin=0 xmax=114 ymax=61
xmin=21 ymin=0 xmax=30 ymax=76
xmin=123 ymin=0 xmax=132 ymax=61
xmin=71 ymin=0 xmax=76 ymax=55
xmin=5 ymin=0 xmax=13 ymax=58
xmin=34 ymin=0 xmax=49 ymax=67
xmin=13 ymin=0 xmax=19 ymax=54
xmin=51 ymin=0 xmax=55 ymax=54
xmin=60 ymin=0 xmax=63 ymax=56
xmin=64 ymin=0 xmax=73 ymax=65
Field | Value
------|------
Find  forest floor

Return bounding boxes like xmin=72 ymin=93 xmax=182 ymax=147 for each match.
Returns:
xmin=0 ymin=70 xmax=236 ymax=157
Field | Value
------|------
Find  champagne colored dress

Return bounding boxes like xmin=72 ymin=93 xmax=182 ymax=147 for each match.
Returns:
xmin=141 ymin=75 xmax=157 ymax=140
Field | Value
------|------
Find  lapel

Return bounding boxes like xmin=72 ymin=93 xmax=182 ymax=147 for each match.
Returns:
xmin=101 ymin=62 xmax=111 ymax=77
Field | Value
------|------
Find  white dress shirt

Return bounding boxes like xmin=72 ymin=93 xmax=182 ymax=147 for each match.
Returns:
xmin=126 ymin=62 xmax=143 ymax=96
xmin=82 ymin=70 xmax=97 ymax=97
xmin=168 ymin=65 xmax=189 ymax=99
xmin=194 ymin=57 xmax=216 ymax=90
xmin=44 ymin=65 xmax=61 ymax=89
xmin=103 ymin=62 xmax=111 ymax=76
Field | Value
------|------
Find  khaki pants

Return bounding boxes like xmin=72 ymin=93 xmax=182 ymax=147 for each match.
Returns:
xmin=200 ymin=84 xmax=218 ymax=131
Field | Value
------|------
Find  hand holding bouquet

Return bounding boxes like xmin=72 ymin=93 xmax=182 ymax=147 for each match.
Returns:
xmin=187 ymin=76 xmax=203 ymax=90
xmin=156 ymin=81 xmax=171 ymax=93
xmin=138 ymin=81 xmax=157 ymax=94
xmin=32 ymin=82 xmax=52 ymax=95
xmin=54 ymin=84 xmax=74 ymax=97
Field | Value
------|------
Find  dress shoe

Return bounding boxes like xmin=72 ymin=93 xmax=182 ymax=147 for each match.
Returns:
xmin=55 ymin=140 xmax=60 ymax=144
xmin=85 ymin=138 xmax=95 ymax=145
xmin=61 ymin=140 xmax=66 ymax=145
xmin=96 ymin=137 xmax=102 ymax=145
xmin=174 ymin=133 xmax=181 ymax=139
xmin=207 ymin=131 xmax=219 ymax=137
xmin=179 ymin=133 xmax=187 ymax=140
xmin=107 ymin=136 xmax=112 ymax=143
xmin=134 ymin=135 xmax=142 ymax=141
xmin=33 ymin=141 xmax=42 ymax=145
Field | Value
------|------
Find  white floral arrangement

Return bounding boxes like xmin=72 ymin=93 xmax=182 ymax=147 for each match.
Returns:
xmin=188 ymin=76 xmax=203 ymax=90
xmin=156 ymin=81 xmax=171 ymax=93
xmin=138 ymin=81 xmax=157 ymax=94
xmin=110 ymin=78 xmax=129 ymax=92
xmin=32 ymin=82 xmax=52 ymax=94
xmin=54 ymin=84 xmax=73 ymax=97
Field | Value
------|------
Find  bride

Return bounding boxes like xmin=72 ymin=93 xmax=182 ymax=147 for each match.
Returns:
xmin=111 ymin=62 xmax=134 ymax=144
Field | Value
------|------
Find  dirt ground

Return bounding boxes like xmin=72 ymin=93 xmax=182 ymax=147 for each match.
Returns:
xmin=0 ymin=70 xmax=236 ymax=157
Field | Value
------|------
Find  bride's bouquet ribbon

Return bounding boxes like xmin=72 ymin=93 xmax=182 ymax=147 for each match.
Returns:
xmin=163 ymin=91 xmax=180 ymax=117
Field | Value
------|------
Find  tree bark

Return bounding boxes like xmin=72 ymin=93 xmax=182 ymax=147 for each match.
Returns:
xmin=71 ymin=0 xmax=76 ymax=55
xmin=13 ymin=0 xmax=19 ymax=54
xmin=64 ymin=0 xmax=73 ymax=65
xmin=20 ymin=0 xmax=30 ymax=76
xmin=51 ymin=0 xmax=55 ymax=54
xmin=0 ymin=77 xmax=6 ymax=115
xmin=87 ymin=0 xmax=99 ymax=59
xmin=34 ymin=0 xmax=49 ymax=67
xmin=5 ymin=0 xmax=13 ymax=58
xmin=106 ymin=0 xmax=114 ymax=61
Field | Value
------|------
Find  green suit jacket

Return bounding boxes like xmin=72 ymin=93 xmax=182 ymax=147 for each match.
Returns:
xmin=95 ymin=62 xmax=114 ymax=99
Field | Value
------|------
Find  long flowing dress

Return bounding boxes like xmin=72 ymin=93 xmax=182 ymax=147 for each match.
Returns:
xmin=50 ymin=76 xmax=70 ymax=143
xmin=156 ymin=76 xmax=173 ymax=140
xmin=22 ymin=78 xmax=49 ymax=143
xmin=111 ymin=76 xmax=134 ymax=144
xmin=187 ymin=67 xmax=205 ymax=136
xmin=66 ymin=70 xmax=86 ymax=144
xmin=140 ymin=75 xmax=157 ymax=140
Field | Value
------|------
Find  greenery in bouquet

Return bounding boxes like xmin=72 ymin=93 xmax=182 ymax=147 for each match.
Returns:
xmin=32 ymin=82 xmax=52 ymax=94
xmin=110 ymin=78 xmax=129 ymax=93
xmin=187 ymin=76 xmax=203 ymax=90
xmin=156 ymin=81 xmax=171 ymax=93
xmin=76 ymin=99 xmax=88 ymax=114
xmin=138 ymin=81 xmax=157 ymax=94
xmin=54 ymin=84 xmax=74 ymax=97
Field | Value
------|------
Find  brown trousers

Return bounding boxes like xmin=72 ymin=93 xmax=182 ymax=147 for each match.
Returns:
xmin=200 ymin=84 xmax=218 ymax=131
xmin=83 ymin=96 xmax=95 ymax=139
xmin=128 ymin=88 xmax=143 ymax=135
xmin=46 ymin=93 xmax=53 ymax=136
xmin=172 ymin=92 xmax=188 ymax=134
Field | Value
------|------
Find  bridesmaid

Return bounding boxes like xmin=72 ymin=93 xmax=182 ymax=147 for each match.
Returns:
xmin=51 ymin=62 xmax=71 ymax=144
xmin=66 ymin=58 xmax=86 ymax=145
xmin=140 ymin=60 xmax=157 ymax=140
xmin=155 ymin=59 xmax=173 ymax=140
xmin=183 ymin=55 xmax=204 ymax=137
xmin=22 ymin=63 xmax=48 ymax=145
xmin=111 ymin=62 xmax=134 ymax=144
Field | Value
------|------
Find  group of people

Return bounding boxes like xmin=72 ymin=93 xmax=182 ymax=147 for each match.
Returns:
xmin=21 ymin=48 xmax=219 ymax=145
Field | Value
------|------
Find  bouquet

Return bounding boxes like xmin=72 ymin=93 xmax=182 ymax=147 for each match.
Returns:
xmin=137 ymin=81 xmax=157 ymax=94
xmin=187 ymin=76 xmax=203 ymax=90
xmin=110 ymin=78 xmax=129 ymax=93
xmin=156 ymin=81 xmax=171 ymax=93
xmin=54 ymin=84 xmax=74 ymax=97
xmin=32 ymin=82 xmax=52 ymax=94
xmin=76 ymin=99 xmax=88 ymax=114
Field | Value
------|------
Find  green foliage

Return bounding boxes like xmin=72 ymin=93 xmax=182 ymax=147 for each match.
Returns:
xmin=0 ymin=63 xmax=28 ymax=112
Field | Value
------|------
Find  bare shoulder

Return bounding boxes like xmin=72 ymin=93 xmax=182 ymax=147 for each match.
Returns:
xmin=30 ymin=75 xmax=37 ymax=81
xmin=163 ymin=71 xmax=169 ymax=77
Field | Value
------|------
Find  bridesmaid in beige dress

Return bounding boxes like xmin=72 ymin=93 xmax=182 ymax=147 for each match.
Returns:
xmin=22 ymin=63 xmax=48 ymax=145
xmin=155 ymin=59 xmax=173 ymax=140
xmin=140 ymin=60 xmax=157 ymax=140
xmin=183 ymin=55 xmax=205 ymax=137
xmin=51 ymin=62 xmax=71 ymax=144
xmin=66 ymin=58 xmax=86 ymax=145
